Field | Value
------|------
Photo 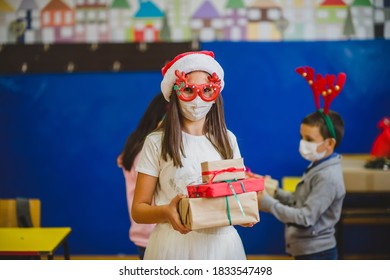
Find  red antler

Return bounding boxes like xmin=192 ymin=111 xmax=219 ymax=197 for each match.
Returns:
xmin=208 ymin=72 xmax=221 ymax=84
xmin=175 ymin=70 xmax=189 ymax=84
xmin=296 ymin=66 xmax=346 ymax=114
xmin=295 ymin=66 xmax=321 ymax=110
xmin=322 ymin=73 xmax=346 ymax=114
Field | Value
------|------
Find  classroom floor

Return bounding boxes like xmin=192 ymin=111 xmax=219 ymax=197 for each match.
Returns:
xmin=53 ymin=254 xmax=389 ymax=260
xmin=53 ymin=254 xmax=294 ymax=260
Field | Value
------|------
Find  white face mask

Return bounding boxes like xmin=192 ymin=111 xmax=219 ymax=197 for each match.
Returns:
xmin=299 ymin=139 xmax=326 ymax=162
xmin=179 ymin=96 xmax=214 ymax=121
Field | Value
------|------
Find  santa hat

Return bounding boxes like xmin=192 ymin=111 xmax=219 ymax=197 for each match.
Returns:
xmin=160 ymin=51 xmax=225 ymax=101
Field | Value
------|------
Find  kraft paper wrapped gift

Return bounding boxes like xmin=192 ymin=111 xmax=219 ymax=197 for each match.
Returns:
xmin=187 ymin=178 xmax=264 ymax=198
xmin=178 ymin=191 xmax=259 ymax=230
xmin=201 ymin=158 xmax=246 ymax=183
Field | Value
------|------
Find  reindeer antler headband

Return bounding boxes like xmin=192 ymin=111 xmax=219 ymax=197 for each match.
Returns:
xmin=295 ymin=66 xmax=346 ymax=139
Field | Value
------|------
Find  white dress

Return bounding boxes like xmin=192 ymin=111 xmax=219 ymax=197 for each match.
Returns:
xmin=136 ymin=130 xmax=246 ymax=260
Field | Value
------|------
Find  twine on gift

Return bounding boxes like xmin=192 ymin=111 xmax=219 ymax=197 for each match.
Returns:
xmin=202 ymin=167 xmax=245 ymax=183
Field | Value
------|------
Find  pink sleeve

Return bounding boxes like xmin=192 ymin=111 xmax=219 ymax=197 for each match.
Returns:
xmin=123 ymin=154 xmax=155 ymax=247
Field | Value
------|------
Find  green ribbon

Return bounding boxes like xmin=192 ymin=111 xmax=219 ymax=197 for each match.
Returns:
xmin=173 ymin=81 xmax=185 ymax=96
xmin=225 ymin=196 xmax=232 ymax=225
xmin=225 ymin=180 xmax=246 ymax=218
xmin=318 ymin=109 xmax=336 ymax=139
xmin=240 ymin=181 xmax=246 ymax=192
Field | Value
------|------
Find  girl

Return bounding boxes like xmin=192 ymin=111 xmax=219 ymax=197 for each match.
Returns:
xmin=132 ymin=51 xmax=250 ymax=260
xmin=117 ymin=93 xmax=167 ymax=259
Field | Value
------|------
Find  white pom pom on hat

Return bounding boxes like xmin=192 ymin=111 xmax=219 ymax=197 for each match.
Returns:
xmin=160 ymin=50 xmax=224 ymax=101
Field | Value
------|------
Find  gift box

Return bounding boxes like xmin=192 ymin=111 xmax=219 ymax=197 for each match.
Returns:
xmin=201 ymin=158 xmax=246 ymax=183
xmin=179 ymin=191 xmax=259 ymax=230
xmin=187 ymin=178 xmax=264 ymax=198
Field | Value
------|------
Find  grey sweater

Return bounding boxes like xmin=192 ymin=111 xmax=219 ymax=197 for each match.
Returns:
xmin=260 ymin=154 xmax=345 ymax=256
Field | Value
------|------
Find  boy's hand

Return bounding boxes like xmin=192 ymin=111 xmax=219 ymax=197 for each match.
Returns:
xmin=258 ymin=189 xmax=273 ymax=212
xmin=245 ymin=170 xmax=279 ymax=197
xmin=264 ymin=176 xmax=278 ymax=197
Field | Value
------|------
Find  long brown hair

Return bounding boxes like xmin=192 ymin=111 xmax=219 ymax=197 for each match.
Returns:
xmin=120 ymin=93 xmax=168 ymax=171
xmin=160 ymin=91 xmax=233 ymax=167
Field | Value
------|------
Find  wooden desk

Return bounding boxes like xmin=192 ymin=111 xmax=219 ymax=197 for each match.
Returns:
xmin=338 ymin=155 xmax=390 ymax=259
xmin=342 ymin=154 xmax=390 ymax=193
xmin=0 ymin=227 xmax=71 ymax=260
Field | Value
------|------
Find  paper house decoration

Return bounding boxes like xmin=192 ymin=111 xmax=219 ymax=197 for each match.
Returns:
xmin=0 ymin=0 xmax=16 ymax=43
xmin=316 ymin=0 xmax=348 ymax=40
xmin=279 ymin=0 xmax=317 ymax=41
xmin=17 ymin=0 xmax=41 ymax=43
xmin=41 ymin=0 xmax=75 ymax=43
xmin=133 ymin=0 xmax=164 ymax=42
xmin=247 ymin=0 xmax=283 ymax=41
xmin=191 ymin=0 xmax=223 ymax=42
xmin=223 ymin=0 xmax=247 ymax=41
xmin=74 ymin=0 xmax=110 ymax=43
xmin=373 ymin=0 xmax=390 ymax=39
xmin=350 ymin=0 xmax=374 ymax=39
xmin=110 ymin=0 xmax=133 ymax=42
xmin=165 ymin=0 xmax=191 ymax=42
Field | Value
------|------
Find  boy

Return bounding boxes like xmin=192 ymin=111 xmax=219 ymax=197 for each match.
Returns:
xmin=259 ymin=67 xmax=346 ymax=260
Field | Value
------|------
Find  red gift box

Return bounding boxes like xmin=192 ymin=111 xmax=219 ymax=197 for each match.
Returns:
xmin=187 ymin=178 xmax=264 ymax=198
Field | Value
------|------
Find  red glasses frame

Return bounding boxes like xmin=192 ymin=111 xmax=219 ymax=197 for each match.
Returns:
xmin=173 ymin=70 xmax=221 ymax=102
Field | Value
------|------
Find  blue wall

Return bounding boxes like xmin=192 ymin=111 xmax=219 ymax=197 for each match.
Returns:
xmin=1 ymin=41 xmax=389 ymax=255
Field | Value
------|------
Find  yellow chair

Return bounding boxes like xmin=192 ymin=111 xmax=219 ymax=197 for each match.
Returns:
xmin=0 ymin=198 xmax=72 ymax=260
xmin=281 ymin=177 xmax=301 ymax=192
xmin=0 ymin=198 xmax=41 ymax=227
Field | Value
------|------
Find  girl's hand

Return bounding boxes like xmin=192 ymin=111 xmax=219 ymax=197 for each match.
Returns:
xmin=165 ymin=194 xmax=191 ymax=234
xmin=116 ymin=154 xmax=123 ymax=167
xmin=240 ymin=222 xmax=256 ymax=227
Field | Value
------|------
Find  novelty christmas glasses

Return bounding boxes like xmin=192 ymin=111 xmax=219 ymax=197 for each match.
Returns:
xmin=173 ymin=70 xmax=221 ymax=102
xmin=296 ymin=66 xmax=346 ymax=139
